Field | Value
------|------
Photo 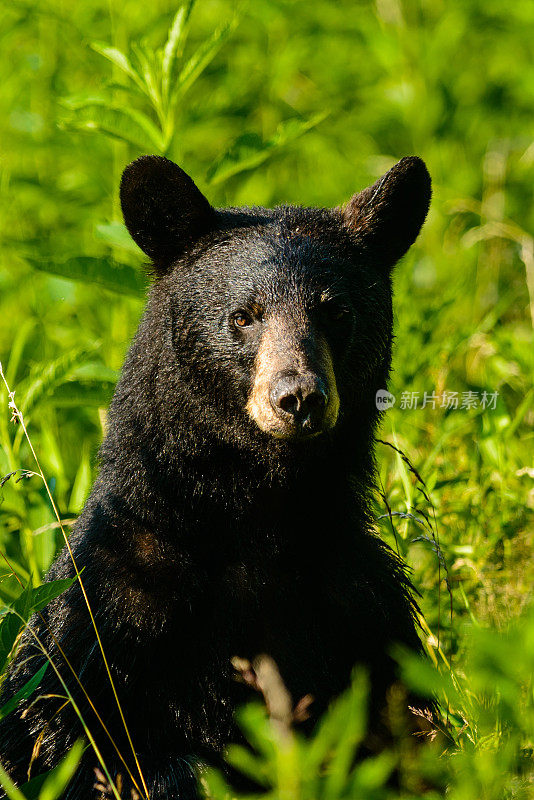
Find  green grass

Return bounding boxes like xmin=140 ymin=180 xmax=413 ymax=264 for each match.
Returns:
xmin=0 ymin=0 xmax=533 ymax=796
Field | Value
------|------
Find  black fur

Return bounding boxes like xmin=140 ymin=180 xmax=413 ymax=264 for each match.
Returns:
xmin=0 ymin=156 xmax=431 ymax=799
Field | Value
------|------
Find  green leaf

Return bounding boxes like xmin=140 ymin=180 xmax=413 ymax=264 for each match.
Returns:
xmin=0 ymin=581 xmax=33 ymax=672
xmin=0 ymin=612 xmax=25 ymax=674
xmin=50 ymin=381 xmax=115 ymax=408
xmin=225 ymin=744 xmax=271 ymax=788
xmin=13 ymin=577 xmax=34 ymax=621
xmin=12 ymin=772 xmax=45 ymax=800
xmin=69 ymin=443 xmax=92 ymax=514
xmin=0 ymin=563 xmax=30 ymax=605
xmin=396 ymin=646 xmax=462 ymax=708
xmin=0 ymin=576 xmax=79 ymax=672
xmin=5 ymin=319 xmax=36 ymax=386
xmin=199 ymin=768 xmax=233 ymax=800
xmin=131 ymin=43 xmax=162 ymax=110
xmin=0 ymin=761 xmax=26 ymax=800
xmin=20 ymin=348 xmax=93 ymax=415
xmin=162 ymin=1 xmax=196 ymax=90
xmin=305 ymin=672 xmax=363 ymax=776
xmin=90 ymin=43 xmax=146 ymax=94
xmin=206 ymin=132 xmax=265 ymax=185
xmin=0 ymin=662 xmax=48 ymax=722
xmin=117 ymin=107 xmax=165 ymax=151
xmin=18 ymin=741 xmax=84 ymax=800
xmin=60 ymin=104 xmax=164 ymax=151
xmin=94 ymin=222 xmax=143 ymax=256
xmin=31 ymin=576 xmax=79 ymax=615
xmin=173 ymin=18 xmax=237 ymax=101
xmin=323 ymin=671 xmax=368 ymax=800
xmin=60 ymin=93 xmax=110 ymax=111
xmin=76 ymin=101 xmax=165 ymax=151
xmin=30 ymin=257 xmax=148 ymax=297
xmin=69 ymin=363 xmax=119 ymax=383
xmin=348 ymin=751 xmax=396 ymax=793
xmin=206 ymin=111 xmax=328 ymax=185
xmin=234 ymin=703 xmax=276 ymax=760
xmin=5 ymin=577 xmax=78 ymax=618
xmin=38 ymin=740 xmax=84 ymax=800
xmin=272 ymin=111 xmax=329 ymax=147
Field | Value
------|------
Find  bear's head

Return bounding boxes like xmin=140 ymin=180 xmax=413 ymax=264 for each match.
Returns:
xmin=120 ymin=155 xmax=430 ymax=448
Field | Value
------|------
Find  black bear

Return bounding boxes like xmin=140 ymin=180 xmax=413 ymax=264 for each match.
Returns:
xmin=0 ymin=154 xmax=431 ymax=799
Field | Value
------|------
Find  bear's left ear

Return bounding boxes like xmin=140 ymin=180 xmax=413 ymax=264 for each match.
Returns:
xmin=120 ymin=155 xmax=215 ymax=272
xmin=341 ymin=156 xmax=431 ymax=271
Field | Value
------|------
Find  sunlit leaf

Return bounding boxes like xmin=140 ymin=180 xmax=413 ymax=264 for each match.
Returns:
xmin=131 ymin=43 xmax=162 ymax=109
xmin=162 ymin=0 xmax=196 ymax=90
xmin=0 ymin=612 xmax=25 ymax=674
xmin=348 ymin=751 xmax=396 ymax=793
xmin=49 ymin=381 xmax=115 ymax=408
xmin=30 ymin=257 xmax=148 ymax=297
xmin=0 ymin=581 xmax=33 ymax=672
xmin=20 ymin=349 xmax=93 ymax=416
xmin=68 ymin=444 xmax=92 ymax=514
xmin=18 ymin=741 xmax=84 ymax=800
xmin=5 ymin=319 xmax=36 ymax=386
xmin=60 ymin=104 xmax=164 ymax=151
xmin=0 ymin=761 xmax=26 ymax=800
xmin=90 ymin=43 xmax=146 ymax=94
xmin=173 ymin=18 xmax=237 ymax=101
xmin=38 ymin=740 xmax=84 ymax=800
xmin=322 ymin=671 xmax=368 ymax=799
xmin=0 ymin=577 xmax=79 ymax=672
xmin=234 ymin=703 xmax=276 ymax=760
xmin=206 ymin=111 xmax=328 ymax=185
xmin=31 ymin=576 xmax=79 ymax=614
xmin=200 ymin=768 xmax=233 ymax=800
xmin=69 ymin=363 xmax=119 ymax=384
xmin=94 ymin=222 xmax=143 ymax=256
xmin=225 ymin=744 xmax=271 ymax=787
xmin=0 ymin=662 xmax=48 ymax=721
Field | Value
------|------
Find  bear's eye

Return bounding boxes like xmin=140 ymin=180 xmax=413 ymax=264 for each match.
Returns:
xmin=232 ymin=311 xmax=253 ymax=329
xmin=319 ymin=302 xmax=349 ymax=323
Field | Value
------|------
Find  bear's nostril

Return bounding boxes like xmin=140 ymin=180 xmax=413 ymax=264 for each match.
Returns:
xmin=278 ymin=392 xmax=300 ymax=415
xmin=305 ymin=390 xmax=327 ymax=411
xmin=300 ymin=388 xmax=328 ymax=427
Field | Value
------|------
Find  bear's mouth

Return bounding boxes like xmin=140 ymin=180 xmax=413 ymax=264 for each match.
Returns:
xmin=271 ymin=428 xmax=325 ymax=441
xmin=250 ymin=401 xmax=339 ymax=440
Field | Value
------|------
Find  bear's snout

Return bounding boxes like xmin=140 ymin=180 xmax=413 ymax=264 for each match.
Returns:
xmin=269 ymin=370 xmax=329 ymax=434
xmin=246 ymin=320 xmax=340 ymax=439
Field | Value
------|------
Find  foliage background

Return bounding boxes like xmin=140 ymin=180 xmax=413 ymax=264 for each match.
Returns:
xmin=0 ymin=0 xmax=533 ymax=796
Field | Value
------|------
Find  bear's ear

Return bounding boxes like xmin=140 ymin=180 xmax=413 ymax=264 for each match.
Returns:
xmin=120 ymin=155 xmax=215 ymax=272
xmin=341 ymin=156 xmax=431 ymax=271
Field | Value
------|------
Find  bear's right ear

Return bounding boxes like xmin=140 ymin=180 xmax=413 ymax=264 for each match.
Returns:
xmin=120 ymin=155 xmax=215 ymax=272
xmin=340 ymin=157 xmax=431 ymax=272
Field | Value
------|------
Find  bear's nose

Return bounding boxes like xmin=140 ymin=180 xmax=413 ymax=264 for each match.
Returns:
xmin=269 ymin=371 xmax=328 ymax=430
